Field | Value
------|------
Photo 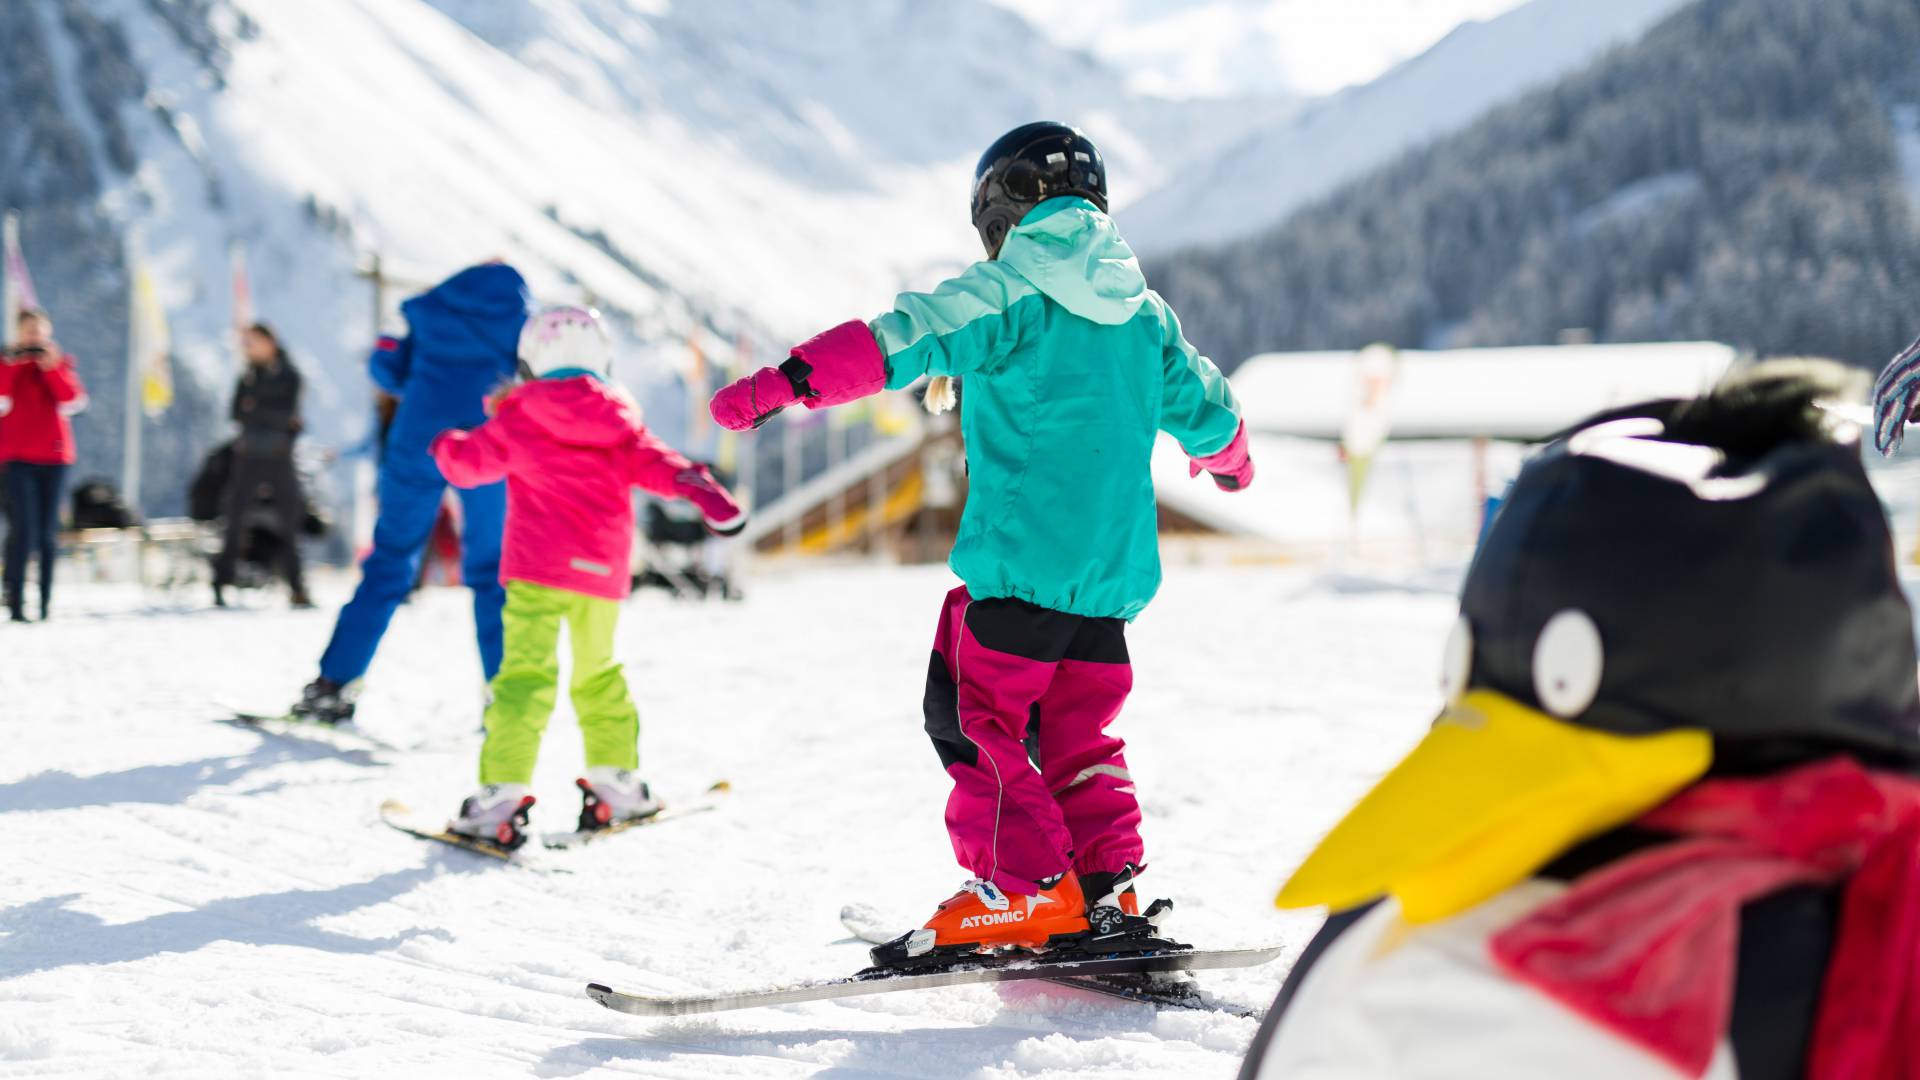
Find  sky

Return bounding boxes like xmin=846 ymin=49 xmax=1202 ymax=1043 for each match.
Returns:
xmin=990 ymin=0 xmax=1534 ymax=98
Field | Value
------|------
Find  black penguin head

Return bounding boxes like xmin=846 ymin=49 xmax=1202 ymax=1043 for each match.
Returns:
xmin=1458 ymin=360 xmax=1920 ymax=770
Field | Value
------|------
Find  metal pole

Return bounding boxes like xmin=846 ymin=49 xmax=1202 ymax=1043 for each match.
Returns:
xmin=1472 ymin=435 xmax=1490 ymax=539
xmin=2 ymin=211 xmax=20 ymax=346
xmin=121 ymin=233 xmax=142 ymax=516
xmin=369 ymin=252 xmax=386 ymax=331
xmin=783 ymin=416 xmax=801 ymax=553
xmin=827 ymin=415 xmax=846 ymax=550
xmin=867 ymin=444 xmax=885 ymax=559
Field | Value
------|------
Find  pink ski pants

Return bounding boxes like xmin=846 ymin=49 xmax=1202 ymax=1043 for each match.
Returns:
xmin=923 ymin=586 xmax=1144 ymax=896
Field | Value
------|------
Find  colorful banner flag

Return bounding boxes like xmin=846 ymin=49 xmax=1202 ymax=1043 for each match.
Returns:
xmin=3 ymin=211 xmax=41 ymax=346
xmin=231 ymin=242 xmax=253 ymax=369
xmin=686 ymin=336 xmax=709 ymax=437
xmin=130 ymin=258 xmax=174 ymax=416
xmin=1340 ymin=343 xmax=1401 ymax=521
xmin=712 ymin=333 xmax=751 ymax=475
xmin=871 ymin=393 xmax=917 ymax=437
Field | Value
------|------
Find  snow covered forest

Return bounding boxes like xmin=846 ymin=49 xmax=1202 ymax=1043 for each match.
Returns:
xmin=1154 ymin=0 xmax=1920 ymax=370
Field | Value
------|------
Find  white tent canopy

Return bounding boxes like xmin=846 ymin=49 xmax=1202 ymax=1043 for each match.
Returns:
xmin=1230 ymin=341 xmax=1741 ymax=442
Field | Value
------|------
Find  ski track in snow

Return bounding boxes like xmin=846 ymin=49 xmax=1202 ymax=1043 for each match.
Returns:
xmin=0 ymin=564 xmax=1458 ymax=1078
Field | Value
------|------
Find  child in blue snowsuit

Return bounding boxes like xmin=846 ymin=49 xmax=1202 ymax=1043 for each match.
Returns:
xmin=293 ymin=263 xmax=530 ymax=723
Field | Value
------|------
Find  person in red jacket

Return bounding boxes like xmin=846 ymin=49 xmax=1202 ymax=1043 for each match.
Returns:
xmin=0 ymin=308 xmax=88 ymax=622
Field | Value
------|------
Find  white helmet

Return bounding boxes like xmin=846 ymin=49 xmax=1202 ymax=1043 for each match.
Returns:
xmin=519 ymin=305 xmax=613 ymax=378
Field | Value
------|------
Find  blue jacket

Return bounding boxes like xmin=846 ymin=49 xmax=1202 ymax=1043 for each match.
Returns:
xmin=372 ymin=264 xmax=529 ymax=482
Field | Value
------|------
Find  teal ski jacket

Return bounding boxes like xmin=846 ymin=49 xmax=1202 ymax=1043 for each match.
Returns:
xmin=869 ymin=197 xmax=1243 ymax=620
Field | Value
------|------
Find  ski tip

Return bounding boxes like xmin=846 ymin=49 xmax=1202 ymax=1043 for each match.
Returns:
xmin=584 ymin=983 xmax=618 ymax=1011
xmin=706 ymin=780 xmax=732 ymax=794
xmin=379 ymin=799 xmax=413 ymax=816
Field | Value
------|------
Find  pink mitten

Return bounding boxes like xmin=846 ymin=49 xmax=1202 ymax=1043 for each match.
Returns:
xmin=710 ymin=367 xmax=803 ymax=432
xmin=675 ymin=466 xmax=747 ymax=535
xmin=1189 ymin=422 xmax=1254 ymax=491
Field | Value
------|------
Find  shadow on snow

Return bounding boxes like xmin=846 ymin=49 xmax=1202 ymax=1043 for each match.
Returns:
xmin=0 ymin=732 xmax=382 ymax=814
xmin=0 ymin=867 xmax=459 ymax=979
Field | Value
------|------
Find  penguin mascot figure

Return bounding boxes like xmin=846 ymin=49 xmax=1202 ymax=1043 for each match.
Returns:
xmin=1242 ymin=361 xmax=1920 ymax=1080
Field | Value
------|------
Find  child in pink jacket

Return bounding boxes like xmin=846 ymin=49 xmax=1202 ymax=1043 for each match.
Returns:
xmin=430 ymin=306 xmax=744 ymax=850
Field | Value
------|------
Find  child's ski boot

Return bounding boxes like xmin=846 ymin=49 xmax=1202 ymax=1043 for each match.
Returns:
xmin=291 ymin=677 xmax=358 ymax=726
xmin=449 ymin=784 xmax=535 ymax=851
xmin=1080 ymin=863 xmax=1158 ymax=934
xmin=868 ymin=866 xmax=1179 ymax=971
xmin=575 ymin=767 xmax=663 ymax=831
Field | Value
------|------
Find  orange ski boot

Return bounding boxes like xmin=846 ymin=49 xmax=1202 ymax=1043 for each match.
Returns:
xmin=869 ymin=873 xmax=1093 ymax=968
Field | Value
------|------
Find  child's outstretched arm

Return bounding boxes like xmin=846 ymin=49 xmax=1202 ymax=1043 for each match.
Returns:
xmin=1157 ymin=303 xmax=1254 ymax=492
xmin=430 ymin=414 xmax=513 ymax=489
xmin=709 ymin=262 xmax=1034 ymax=431
xmin=628 ymin=430 xmax=747 ymax=536
xmin=368 ymin=334 xmax=413 ymax=398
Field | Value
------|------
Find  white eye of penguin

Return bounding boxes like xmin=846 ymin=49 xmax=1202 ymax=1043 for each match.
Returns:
xmin=1441 ymin=615 xmax=1473 ymax=703
xmin=1532 ymin=609 xmax=1604 ymax=718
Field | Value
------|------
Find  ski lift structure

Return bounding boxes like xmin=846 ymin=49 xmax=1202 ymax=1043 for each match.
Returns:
xmin=1151 ymin=340 xmax=1742 ymax=562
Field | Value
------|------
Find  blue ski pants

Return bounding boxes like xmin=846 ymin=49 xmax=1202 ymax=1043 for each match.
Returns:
xmin=318 ymin=465 xmax=506 ymax=686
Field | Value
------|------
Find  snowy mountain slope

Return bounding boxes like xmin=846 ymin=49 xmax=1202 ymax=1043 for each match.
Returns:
xmin=7 ymin=0 xmax=1287 ymax=507
xmin=0 ymin=564 xmax=1456 ymax=1077
xmin=984 ymin=0 xmax=1532 ymax=99
xmin=1117 ymin=0 xmax=1693 ymax=253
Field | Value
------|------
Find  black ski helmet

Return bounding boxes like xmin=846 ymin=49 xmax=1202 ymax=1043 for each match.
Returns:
xmin=1456 ymin=362 xmax=1920 ymax=771
xmin=971 ymin=122 xmax=1108 ymax=259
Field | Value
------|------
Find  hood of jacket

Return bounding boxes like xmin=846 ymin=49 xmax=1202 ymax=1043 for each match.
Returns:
xmin=502 ymin=375 xmax=642 ymax=450
xmin=401 ymin=263 xmax=530 ymax=365
xmin=995 ymin=197 xmax=1148 ymax=326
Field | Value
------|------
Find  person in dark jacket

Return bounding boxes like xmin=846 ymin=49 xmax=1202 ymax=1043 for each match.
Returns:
xmin=0 ymin=307 xmax=88 ymax=623
xmin=1242 ymin=362 xmax=1920 ymax=1080
xmin=213 ymin=322 xmax=310 ymax=608
xmin=290 ymin=262 xmax=527 ymax=724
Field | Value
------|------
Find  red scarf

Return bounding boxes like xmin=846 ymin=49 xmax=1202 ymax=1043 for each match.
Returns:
xmin=1489 ymin=757 xmax=1920 ymax=1078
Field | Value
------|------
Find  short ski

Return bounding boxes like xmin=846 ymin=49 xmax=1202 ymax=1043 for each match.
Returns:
xmin=379 ymin=799 xmax=553 ymax=867
xmin=838 ymin=903 xmax=1262 ymax=1017
xmin=539 ymin=781 xmax=732 ymax=850
xmin=585 ymin=943 xmax=1284 ymax=1017
xmin=220 ymin=708 xmax=403 ymax=754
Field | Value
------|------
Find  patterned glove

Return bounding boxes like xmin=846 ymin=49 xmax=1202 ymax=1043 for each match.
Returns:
xmin=1872 ymin=333 xmax=1920 ymax=456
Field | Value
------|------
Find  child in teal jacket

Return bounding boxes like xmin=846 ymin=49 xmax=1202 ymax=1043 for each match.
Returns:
xmin=712 ymin=122 xmax=1253 ymax=966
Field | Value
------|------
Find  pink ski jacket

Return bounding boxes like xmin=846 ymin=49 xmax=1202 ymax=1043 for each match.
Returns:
xmin=431 ymin=375 xmax=741 ymax=600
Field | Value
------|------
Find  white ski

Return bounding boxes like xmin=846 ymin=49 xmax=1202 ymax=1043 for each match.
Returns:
xmin=539 ymin=781 xmax=731 ymax=849
xmin=586 ymin=944 xmax=1284 ymax=1017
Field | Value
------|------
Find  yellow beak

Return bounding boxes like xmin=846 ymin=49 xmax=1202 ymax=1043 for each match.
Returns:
xmin=1277 ymin=689 xmax=1712 ymax=924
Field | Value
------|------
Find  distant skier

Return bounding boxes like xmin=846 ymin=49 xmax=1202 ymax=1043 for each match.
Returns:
xmin=1244 ymin=363 xmax=1920 ymax=1079
xmin=292 ymin=262 xmax=528 ymax=724
xmin=710 ymin=122 xmax=1253 ymax=966
xmin=434 ymin=306 xmax=744 ymax=848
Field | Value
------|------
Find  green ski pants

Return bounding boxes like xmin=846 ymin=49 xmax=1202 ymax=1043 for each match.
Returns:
xmin=479 ymin=580 xmax=639 ymax=784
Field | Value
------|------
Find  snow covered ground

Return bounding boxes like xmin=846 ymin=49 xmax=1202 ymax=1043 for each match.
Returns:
xmin=0 ymin=561 xmax=1461 ymax=1078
